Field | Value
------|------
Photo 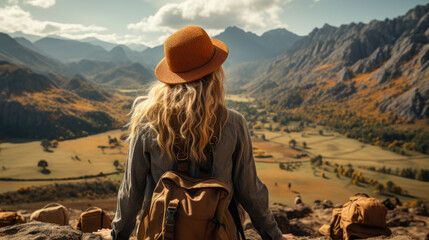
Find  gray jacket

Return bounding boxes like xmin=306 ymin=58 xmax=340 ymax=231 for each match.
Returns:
xmin=111 ymin=109 xmax=283 ymax=240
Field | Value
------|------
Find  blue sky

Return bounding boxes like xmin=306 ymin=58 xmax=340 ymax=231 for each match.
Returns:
xmin=0 ymin=0 xmax=427 ymax=47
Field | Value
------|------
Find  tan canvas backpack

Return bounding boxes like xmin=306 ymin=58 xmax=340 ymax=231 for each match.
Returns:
xmin=30 ymin=203 xmax=69 ymax=226
xmin=137 ymin=116 xmax=246 ymax=240
xmin=340 ymin=195 xmax=391 ymax=239
xmin=75 ymin=207 xmax=112 ymax=233
xmin=0 ymin=211 xmax=26 ymax=227
xmin=319 ymin=194 xmax=391 ymax=240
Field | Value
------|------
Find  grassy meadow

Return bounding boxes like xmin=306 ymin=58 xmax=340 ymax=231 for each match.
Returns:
xmin=252 ymin=127 xmax=429 ymax=205
xmin=1 ymin=94 xmax=428 ymax=208
xmin=0 ymin=129 xmax=128 ymax=193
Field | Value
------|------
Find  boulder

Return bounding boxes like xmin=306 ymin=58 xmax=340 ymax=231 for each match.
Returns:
xmin=313 ymin=200 xmax=334 ymax=209
xmin=0 ymin=221 xmax=103 ymax=240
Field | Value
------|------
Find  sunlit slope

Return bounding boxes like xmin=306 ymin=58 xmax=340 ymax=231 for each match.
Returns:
xmin=0 ymin=62 xmax=131 ymax=139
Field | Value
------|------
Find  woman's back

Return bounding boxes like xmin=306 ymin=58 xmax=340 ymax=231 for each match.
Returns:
xmin=108 ymin=26 xmax=284 ymax=240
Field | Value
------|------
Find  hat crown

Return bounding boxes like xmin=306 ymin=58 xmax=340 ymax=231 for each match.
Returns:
xmin=164 ymin=26 xmax=215 ymax=73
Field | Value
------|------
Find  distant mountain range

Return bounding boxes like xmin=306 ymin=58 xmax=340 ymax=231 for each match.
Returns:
xmin=0 ymin=26 xmax=301 ymax=90
xmin=1 ymin=4 xmax=428 ymax=141
xmin=239 ymin=3 xmax=429 ymax=121
xmin=0 ymin=33 xmax=73 ymax=77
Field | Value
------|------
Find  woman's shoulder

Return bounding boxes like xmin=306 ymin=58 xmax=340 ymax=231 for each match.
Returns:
xmin=226 ymin=108 xmax=246 ymax=126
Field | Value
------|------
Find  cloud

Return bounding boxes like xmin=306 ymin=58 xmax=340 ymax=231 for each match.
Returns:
xmin=24 ymin=0 xmax=56 ymax=8
xmin=0 ymin=5 xmax=106 ymax=37
xmin=0 ymin=5 xmax=160 ymax=47
xmin=128 ymin=0 xmax=291 ymax=36
xmin=7 ymin=0 xmax=19 ymax=5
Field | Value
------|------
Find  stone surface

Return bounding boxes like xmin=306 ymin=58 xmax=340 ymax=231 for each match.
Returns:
xmin=0 ymin=221 xmax=103 ymax=240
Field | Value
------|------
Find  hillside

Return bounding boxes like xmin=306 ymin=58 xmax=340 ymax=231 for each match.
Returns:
xmin=60 ymin=74 xmax=112 ymax=101
xmin=0 ymin=33 xmax=72 ymax=77
xmin=67 ymin=59 xmax=117 ymax=77
xmin=92 ymin=62 xmax=155 ymax=89
xmin=237 ymin=4 xmax=428 ymax=126
xmin=0 ymin=62 xmax=131 ymax=140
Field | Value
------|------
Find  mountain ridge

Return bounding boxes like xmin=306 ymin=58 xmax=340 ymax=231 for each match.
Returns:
xmin=242 ymin=3 xmax=429 ymax=121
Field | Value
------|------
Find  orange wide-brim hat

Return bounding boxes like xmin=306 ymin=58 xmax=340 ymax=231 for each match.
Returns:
xmin=155 ymin=26 xmax=229 ymax=85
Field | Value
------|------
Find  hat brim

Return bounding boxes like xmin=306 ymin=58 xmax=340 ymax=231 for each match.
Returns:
xmin=155 ymin=38 xmax=229 ymax=85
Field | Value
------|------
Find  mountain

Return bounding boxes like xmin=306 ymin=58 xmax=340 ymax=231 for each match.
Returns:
xmin=0 ymin=33 xmax=73 ymax=77
xmin=0 ymin=61 xmax=56 ymax=97
xmin=80 ymin=37 xmax=117 ymax=51
xmin=14 ymin=37 xmax=56 ymax=59
xmin=215 ymin=26 xmax=302 ymax=67
xmin=60 ymin=74 xmax=111 ymax=101
xmin=9 ymin=32 xmax=43 ymax=42
xmin=67 ymin=59 xmax=117 ymax=77
xmin=0 ymin=62 xmax=131 ymax=139
xmin=242 ymin=3 xmax=429 ymax=121
xmin=139 ymin=26 xmax=302 ymax=69
xmin=79 ymin=37 xmax=147 ymax=52
xmin=140 ymin=45 xmax=165 ymax=68
xmin=92 ymin=62 xmax=155 ymax=89
xmin=127 ymin=43 xmax=148 ymax=52
xmin=33 ymin=37 xmax=128 ymax=64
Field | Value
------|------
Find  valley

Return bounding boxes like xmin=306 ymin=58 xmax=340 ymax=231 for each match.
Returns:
xmin=1 ymin=109 xmax=428 ymax=208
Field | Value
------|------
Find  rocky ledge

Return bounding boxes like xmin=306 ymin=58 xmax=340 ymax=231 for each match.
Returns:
xmin=0 ymin=221 xmax=103 ymax=240
xmin=0 ymin=201 xmax=427 ymax=240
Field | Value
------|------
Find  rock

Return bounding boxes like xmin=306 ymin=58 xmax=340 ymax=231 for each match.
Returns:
xmin=313 ymin=200 xmax=334 ymax=209
xmin=352 ymin=46 xmax=391 ymax=74
xmin=0 ymin=221 xmax=103 ymax=240
xmin=409 ymin=206 xmax=428 ymax=216
xmin=379 ymin=87 xmax=427 ymax=119
xmin=281 ymin=204 xmax=313 ymax=219
xmin=338 ymin=67 xmax=354 ymax=81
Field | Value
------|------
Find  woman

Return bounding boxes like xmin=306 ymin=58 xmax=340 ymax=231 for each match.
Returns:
xmin=96 ymin=26 xmax=293 ymax=240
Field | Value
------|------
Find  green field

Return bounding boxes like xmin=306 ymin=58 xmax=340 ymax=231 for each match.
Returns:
xmin=253 ymin=127 xmax=429 ymax=205
xmin=0 ymin=129 xmax=128 ymax=193
xmin=1 ymin=126 xmax=428 ymax=206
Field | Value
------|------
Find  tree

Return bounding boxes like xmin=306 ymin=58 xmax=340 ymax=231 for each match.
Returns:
xmin=41 ymin=139 xmax=51 ymax=152
xmin=289 ymin=139 xmax=297 ymax=148
xmin=113 ymin=160 xmax=120 ymax=169
xmin=38 ymin=160 xmax=48 ymax=170
xmin=50 ymin=139 xmax=58 ymax=148
xmin=319 ymin=129 xmax=324 ymax=135
xmin=37 ymin=160 xmax=50 ymax=174
xmin=302 ymin=142 xmax=307 ymax=149
xmin=386 ymin=181 xmax=395 ymax=191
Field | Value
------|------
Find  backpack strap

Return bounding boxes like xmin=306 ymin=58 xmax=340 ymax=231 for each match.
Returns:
xmin=173 ymin=107 xmax=226 ymax=178
xmin=163 ymin=199 xmax=179 ymax=240
xmin=174 ymin=137 xmax=190 ymax=176
xmin=229 ymin=196 xmax=246 ymax=240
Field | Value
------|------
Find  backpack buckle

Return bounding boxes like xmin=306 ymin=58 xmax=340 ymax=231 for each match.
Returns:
xmin=165 ymin=210 xmax=176 ymax=227
xmin=165 ymin=199 xmax=179 ymax=227
xmin=176 ymin=152 xmax=188 ymax=161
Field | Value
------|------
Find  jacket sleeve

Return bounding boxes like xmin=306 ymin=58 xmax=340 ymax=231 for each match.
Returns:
xmin=232 ymin=115 xmax=283 ymax=240
xmin=111 ymin=133 xmax=150 ymax=240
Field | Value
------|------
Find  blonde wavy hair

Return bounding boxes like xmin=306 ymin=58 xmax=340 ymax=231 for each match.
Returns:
xmin=126 ymin=67 xmax=228 ymax=164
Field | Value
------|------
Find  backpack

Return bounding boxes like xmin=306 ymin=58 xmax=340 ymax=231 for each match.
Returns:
xmin=137 ymin=118 xmax=246 ymax=240
xmin=75 ymin=207 xmax=112 ymax=233
xmin=319 ymin=195 xmax=391 ymax=240
xmin=30 ymin=202 xmax=69 ymax=226
xmin=0 ymin=211 xmax=26 ymax=228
